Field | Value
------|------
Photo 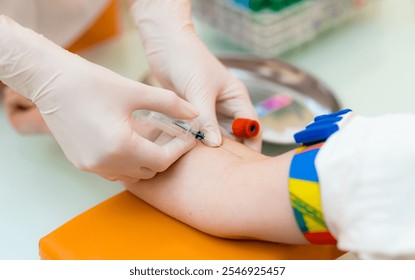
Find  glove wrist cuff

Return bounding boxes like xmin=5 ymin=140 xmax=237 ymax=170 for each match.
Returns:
xmin=130 ymin=0 xmax=193 ymax=39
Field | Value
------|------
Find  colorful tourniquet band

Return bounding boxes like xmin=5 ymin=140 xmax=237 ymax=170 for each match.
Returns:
xmin=288 ymin=142 xmax=336 ymax=245
xmin=287 ymin=109 xmax=353 ymax=244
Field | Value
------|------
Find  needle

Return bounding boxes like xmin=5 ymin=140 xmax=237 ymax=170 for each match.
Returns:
xmin=141 ymin=110 xmax=244 ymax=159
xmin=174 ymin=120 xmax=242 ymax=159
xmin=202 ymin=138 xmax=243 ymax=160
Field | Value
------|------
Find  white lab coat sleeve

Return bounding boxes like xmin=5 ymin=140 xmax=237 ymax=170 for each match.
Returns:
xmin=0 ymin=0 xmax=110 ymax=47
xmin=315 ymin=114 xmax=415 ymax=259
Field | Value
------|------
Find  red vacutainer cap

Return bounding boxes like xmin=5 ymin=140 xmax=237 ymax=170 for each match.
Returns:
xmin=232 ymin=118 xmax=260 ymax=138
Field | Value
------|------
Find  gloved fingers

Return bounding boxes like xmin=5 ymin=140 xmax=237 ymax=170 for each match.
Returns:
xmin=101 ymin=166 xmax=156 ymax=183
xmin=118 ymin=131 xmax=195 ymax=178
xmin=201 ymin=122 xmax=222 ymax=147
xmin=137 ymin=167 xmax=158 ymax=180
xmin=190 ymin=98 xmax=222 ymax=147
xmin=156 ymin=136 xmax=196 ymax=171
xmin=3 ymin=87 xmax=51 ymax=134
xmin=102 ymin=175 xmax=122 ymax=182
xmin=134 ymin=85 xmax=199 ymax=120
xmin=102 ymin=174 xmax=143 ymax=184
xmin=153 ymin=131 xmax=176 ymax=146
xmin=119 ymin=178 xmax=140 ymax=185
xmin=219 ymin=125 xmax=235 ymax=140
xmin=130 ymin=110 xmax=187 ymax=147
xmin=130 ymin=113 xmax=164 ymax=142
xmin=118 ymin=132 xmax=189 ymax=183
xmin=124 ymin=167 xmax=157 ymax=184
xmin=133 ymin=134 xmax=196 ymax=173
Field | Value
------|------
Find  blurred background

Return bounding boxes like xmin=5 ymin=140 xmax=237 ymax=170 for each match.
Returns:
xmin=1 ymin=0 xmax=415 ymax=259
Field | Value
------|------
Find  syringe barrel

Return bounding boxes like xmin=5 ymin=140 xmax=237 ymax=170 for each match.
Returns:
xmin=138 ymin=110 xmax=200 ymax=141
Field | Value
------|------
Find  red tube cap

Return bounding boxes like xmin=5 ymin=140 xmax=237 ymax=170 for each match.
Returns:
xmin=232 ymin=118 xmax=260 ymax=138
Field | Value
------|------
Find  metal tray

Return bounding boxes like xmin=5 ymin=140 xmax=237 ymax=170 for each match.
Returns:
xmin=141 ymin=55 xmax=340 ymax=153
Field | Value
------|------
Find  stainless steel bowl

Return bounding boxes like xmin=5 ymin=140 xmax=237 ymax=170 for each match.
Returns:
xmin=141 ymin=55 xmax=341 ymax=155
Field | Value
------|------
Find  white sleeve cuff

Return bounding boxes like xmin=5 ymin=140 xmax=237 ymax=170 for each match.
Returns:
xmin=316 ymin=114 xmax=415 ymax=259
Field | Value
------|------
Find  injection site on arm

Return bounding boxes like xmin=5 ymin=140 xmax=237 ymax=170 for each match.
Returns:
xmin=138 ymin=110 xmax=260 ymax=159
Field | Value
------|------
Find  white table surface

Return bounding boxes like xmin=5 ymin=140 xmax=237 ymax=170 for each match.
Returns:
xmin=1 ymin=0 xmax=415 ymax=259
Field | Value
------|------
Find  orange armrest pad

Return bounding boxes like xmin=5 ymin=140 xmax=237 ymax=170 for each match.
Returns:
xmin=39 ymin=191 xmax=344 ymax=260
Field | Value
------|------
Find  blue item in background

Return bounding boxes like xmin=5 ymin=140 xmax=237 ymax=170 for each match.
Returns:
xmin=234 ymin=0 xmax=305 ymax=12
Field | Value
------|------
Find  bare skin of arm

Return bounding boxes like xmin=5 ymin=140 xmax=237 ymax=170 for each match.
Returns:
xmin=0 ymin=81 xmax=4 ymax=96
xmin=124 ymin=138 xmax=307 ymax=245
xmin=2 ymin=86 xmax=50 ymax=134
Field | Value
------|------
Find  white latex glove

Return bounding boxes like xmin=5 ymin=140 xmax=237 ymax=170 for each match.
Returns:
xmin=316 ymin=113 xmax=415 ymax=259
xmin=129 ymin=0 xmax=261 ymax=151
xmin=0 ymin=16 xmax=199 ymax=183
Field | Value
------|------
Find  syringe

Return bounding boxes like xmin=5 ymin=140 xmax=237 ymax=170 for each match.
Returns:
xmin=138 ymin=110 xmax=242 ymax=159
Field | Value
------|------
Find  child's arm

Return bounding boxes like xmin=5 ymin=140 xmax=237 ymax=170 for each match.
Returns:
xmin=124 ymin=138 xmax=306 ymax=244
xmin=126 ymin=110 xmax=415 ymax=259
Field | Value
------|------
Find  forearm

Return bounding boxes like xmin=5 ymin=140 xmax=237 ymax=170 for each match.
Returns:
xmin=125 ymin=138 xmax=306 ymax=244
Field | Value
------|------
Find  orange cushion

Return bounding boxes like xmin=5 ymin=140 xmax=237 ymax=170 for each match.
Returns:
xmin=66 ymin=0 xmax=120 ymax=53
xmin=39 ymin=191 xmax=344 ymax=260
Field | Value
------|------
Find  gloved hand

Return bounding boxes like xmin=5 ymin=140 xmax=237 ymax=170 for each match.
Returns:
xmin=3 ymin=86 xmax=51 ymax=135
xmin=316 ymin=113 xmax=415 ymax=259
xmin=129 ymin=0 xmax=261 ymax=151
xmin=0 ymin=16 xmax=199 ymax=183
